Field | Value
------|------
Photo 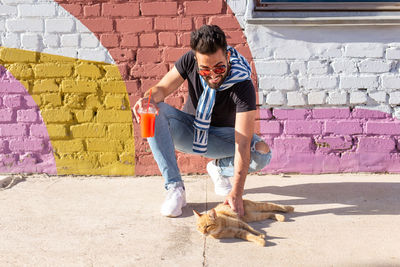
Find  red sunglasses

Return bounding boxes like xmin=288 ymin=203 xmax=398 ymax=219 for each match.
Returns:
xmin=198 ymin=65 xmax=227 ymax=77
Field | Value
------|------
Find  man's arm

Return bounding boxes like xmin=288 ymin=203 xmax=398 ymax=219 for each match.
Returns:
xmin=224 ymin=109 xmax=256 ymax=216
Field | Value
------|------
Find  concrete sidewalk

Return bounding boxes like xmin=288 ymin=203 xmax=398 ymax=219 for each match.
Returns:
xmin=1 ymin=173 xmax=400 ymax=266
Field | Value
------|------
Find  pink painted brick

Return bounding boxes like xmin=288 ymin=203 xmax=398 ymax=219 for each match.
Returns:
xmin=316 ymin=136 xmax=353 ymax=153
xmin=0 ymin=108 xmax=13 ymax=122
xmin=274 ymin=137 xmax=314 ymax=152
xmin=357 ymin=137 xmax=395 ymax=153
xmin=0 ymin=80 xmax=25 ymax=93
xmin=30 ymin=124 xmax=48 ymax=137
xmin=285 ymin=121 xmax=322 ymax=135
xmin=311 ymin=108 xmax=350 ymax=119
xmin=351 ymin=108 xmax=388 ymax=119
xmin=0 ymin=124 xmax=27 ymax=136
xmin=259 ymin=108 xmax=272 ymax=119
xmin=0 ymin=140 xmax=7 ymax=153
xmin=0 ymin=96 xmax=2 ymax=106
xmin=17 ymin=109 xmax=38 ymax=122
xmin=24 ymin=96 xmax=38 ymax=108
xmin=273 ymin=109 xmax=308 ymax=120
xmin=0 ymin=154 xmax=17 ymax=166
xmin=9 ymin=138 xmax=45 ymax=152
xmin=325 ymin=121 xmax=363 ymax=135
xmin=358 ymin=152 xmax=390 ymax=172
xmin=3 ymin=95 xmax=21 ymax=108
xmin=365 ymin=122 xmax=400 ymax=135
xmin=260 ymin=121 xmax=281 ymax=134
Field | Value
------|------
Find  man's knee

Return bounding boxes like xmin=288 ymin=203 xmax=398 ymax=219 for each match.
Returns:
xmin=255 ymin=141 xmax=270 ymax=154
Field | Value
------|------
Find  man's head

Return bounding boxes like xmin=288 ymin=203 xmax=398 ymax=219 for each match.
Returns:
xmin=190 ymin=25 xmax=230 ymax=89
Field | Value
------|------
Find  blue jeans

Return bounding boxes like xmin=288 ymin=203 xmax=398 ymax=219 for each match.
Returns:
xmin=147 ymin=102 xmax=272 ymax=189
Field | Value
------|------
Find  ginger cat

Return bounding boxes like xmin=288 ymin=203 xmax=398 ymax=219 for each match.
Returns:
xmin=193 ymin=199 xmax=294 ymax=246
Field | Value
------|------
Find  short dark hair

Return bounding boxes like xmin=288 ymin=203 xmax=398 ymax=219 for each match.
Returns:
xmin=190 ymin=25 xmax=227 ymax=55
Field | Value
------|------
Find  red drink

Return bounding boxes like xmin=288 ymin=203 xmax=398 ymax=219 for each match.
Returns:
xmin=140 ymin=112 xmax=156 ymax=138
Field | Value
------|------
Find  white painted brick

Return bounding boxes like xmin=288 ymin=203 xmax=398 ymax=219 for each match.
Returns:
xmin=2 ymin=0 xmax=34 ymax=3
xmin=6 ymin=19 xmax=43 ymax=32
xmin=300 ymin=76 xmax=338 ymax=90
xmin=76 ymin=22 xmax=91 ymax=33
xmin=80 ymin=34 xmax=99 ymax=48
xmin=345 ymin=43 xmax=384 ymax=58
xmin=258 ymin=92 xmax=265 ymax=106
xmin=308 ymin=91 xmax=326 ymax=105
xmin=275 ymin=46 xmax=311 ymax=60
xmin=227 ymin=0 xmax=247 ymax=15
xmin=363 ymin=105 xmax=392 ymax=115
xmin=42 ymin=48 xmax=78 ymax=59
xmin=259 ymin=76 xmax=297 ymax=91
xmin=255 ymin=61 xmax=288 ymax=75
xmin=386 ymin=48 xmax=400 ymax=59
xmin=0 ymin=20 xmax=4 ymax=32
xmin=307 ymin=61 xmax=329 ymax=75
xmin=369 ymin=91 xmax=387 ymax=104
xmin=331 ymin=59 xmax=357 ymax=74
xmin=290 ymin=61 xmax=307 ymax=75
xmin=266 ymin=91 xmax=285 ymax=106
xmin=340 ymin=76 xmax=378 ymax=90
xmin=78 ymin=49 xmax=107 ymax=62
xmin=382 ymin=75 xmax=400 ymax=90
xmin=287 ymin=92 xmax=306 ymax=106
xmin=0 ymin=5 xmax=17 ymax=16
xmin=358 ymin=59 xmax=392 ymax=73
xmin=319 ymin=45 xmax=342 ymax=58
xmin=1 ymin=32 xmax=19 ymax=47
xmin=350 ymin=91 xmax=368 ymax=105
xmin=327 ymin=91 xmax=347 ymax=105
xmin=61 ymin=34 xmax=80 ymax=47
xmin=18 ymin=4 xmax=56 ymax=17
xmin=21 ymin=34 xmax=41 ymax=50
xmin=56 ymin=5 xmax=72 ymax=17
xmin=393 ymin=107 xmax=400 ymax=119
xmin=43 ymin=34 xmax=59 ymax=48
xmin=45 ymin=19 xmax=74 ymax=33
xmin=389 ymin=92 xmax=400 ymax=105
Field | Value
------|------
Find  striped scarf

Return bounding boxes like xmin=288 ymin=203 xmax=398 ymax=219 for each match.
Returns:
xmin=193 ymin=46 xmax=251 ymax=154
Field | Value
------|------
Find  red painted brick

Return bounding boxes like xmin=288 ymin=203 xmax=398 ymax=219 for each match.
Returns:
xmin=100 ymin=34 xmax=119 ymax=47
xmin=116 ymin=18 xmax=153 ymax=33
xmin=274 ymin=137 xmax=314 ymax=152
xmin=312 ymin=108 xmax=350 ymax=119
xmin=154 ymin=17 xmax=192 ymax=31
xmin=178 ymin=32 xmax=191 ymax=47
xmin=225 ymin=31 xmax=245 ymax=45
xmin=209 ymin=16 xmax=241 ymax=30
xmin=139 ymin=33 xmax=157 ymax=47
xmin=194 ymin=17 xmax=206 ymax=29
xmin=273 ymin=109 xmax=308 ymax=120
xmin=158 ymin=32 xmax=176 ymax=46
xmin=0 ymin=108 xmax=13 ymax=122
xmin=61 ymin=4 xmax=82 ymax=17
xmin=131 ymin=63 xmax=168 ymax=78
xmin=165 ymin=95 xmax=184 ymax=109
xmin=357 ymin=137 xmax=395 ymax=153
xmin=102 ymin=3 xmax=140 ymax=17
xmin=325 ymin=121 xmax=363 ymax=135
xmin=118 ymin=63 xmax=129 ymax=79
xmin=234 ymin=44 xmax=252 ymax=62
xmin=260 ymin=121 xmax=281 ymax=134
xmin=124 ymin=80 xmax=139 ymax=94
xmin=163 ymin=47 xmax=188 ymax=62
xmin=109 ymin=48 xmax=135 ymax=62
xmin=80 ymin=18 xmax=113 ymax=33
xmin=366 ymin=122 xmax=400 ymax=135
xmin=83 ymin=4 xmax=100 ymax=17
xmin=137 ymin=48 xmax=161 ymax=63
xmin=120 ymin=34 xmax=139 ymax=48
xmin=285 ymin=121 xmax=322 ymax=135
xmin=0 ymin=124 xmax=27 ymax=137
xmin=185 ymin=0 xmax=223 ymax=15
xmin=140 ymin=2 xmax=177 ymax=16
xmin=140 ymin=79 xmax=158 ymax=92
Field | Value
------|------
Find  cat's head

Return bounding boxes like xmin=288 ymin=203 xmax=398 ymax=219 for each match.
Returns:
xmin=193 ymin=209 xmax=218 ymax=236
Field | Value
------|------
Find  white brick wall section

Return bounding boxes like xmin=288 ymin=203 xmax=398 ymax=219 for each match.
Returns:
xmin=350 ymin=91 xmax=368 ymax=105
xmin=61 ymin=34 xmax=80 ymax=47
xmin=0 ymin=5 xmax=17 ymax=16
xmin=386 ymin=48 xmax=400 ymax=59
xmin=45 ymin=19 xmax=75 ymax=33
xmin=18 ymin=4 xmax=56 ymax=17
xmin=259 ymin=76 xmax=297 ymax=91
xmin=6 ymin=19 xmax=43 ymax=32
xmin=389 ymin=92 xmax=400 ymax=105
xmin=318 ymin=44 xmax=343 ymax=58
xmin=307 ymin=61 xmax=329 ymax=75
xmin=21 ymin=34 xmax=41 ymax=50
xmin=80 ymin=34 xmax=100 ymax=48
xmin=331 ymin=59 xmax=357 ymax=74
xmin=0 ymin=20 xmax=5 ymax=32
xmin=358 ymin=59 xmax=392 ymax=73
xmin=290 ymin=61 xmax=307 ymax=75
xmin=393 ymin=107 xmax=400 ymax=119
xmin=369 ymin=91 xmax=388 ymax=104
xmin=327 ymin=91 xmax=348 ymax=105
xmin=299 ymin=76 xmax=338 ymax=90
xmin=345 ymin=43 xmax=384 ymax=58
xmin=78 ymin=49 xmax=107 ymax=62
xmin=1 ymin=32 xmax=19 ymax=47
xmin=274 ymin=45 xmax=312 ymax=60
xmin=43 ymin=47 xmax=78 ymax=59
xmin=287 ymin=92 xmax=307 ymax=106
xmin=340 ymin=76 xmax=378 ymax=90
xmin=308 ymin=91 xmax=327 ymax=105
xmin=382 ymin=75 xmax=400 ymax=90
xmin=266 ymin=91 xmax=286 ymax=106
xmin=43 ymin=34 xmax=59 ymax=48
xmin=2 ymin=0 xmax=34 ymax=4
xmin=254 ymin=61 xmax=289 ymax=75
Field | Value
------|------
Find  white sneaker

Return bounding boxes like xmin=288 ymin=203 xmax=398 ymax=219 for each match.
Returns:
xmin=207 ymin=160 xmax=232 ymax=196
xmin=160 ymin=185 xmax=187 ymax=217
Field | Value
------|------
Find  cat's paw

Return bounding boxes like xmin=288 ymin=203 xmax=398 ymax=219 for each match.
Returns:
xmin=284 ymin=205 xmax=294 ymax=212
xmin=257 ymin=238 xmax=266 ymax=247
xmin=275 ymin=214 xmax=285 ymax=222
xmin=260 ymin=233 xmax=266 ymax=239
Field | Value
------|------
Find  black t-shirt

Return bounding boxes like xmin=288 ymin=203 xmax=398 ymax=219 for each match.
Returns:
xmin=175 ymin=50 xmax=256 ymax=128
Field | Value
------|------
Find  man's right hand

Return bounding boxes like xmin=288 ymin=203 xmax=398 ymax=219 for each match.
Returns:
xmin=132 ymin=97 xmax=158 ymax=124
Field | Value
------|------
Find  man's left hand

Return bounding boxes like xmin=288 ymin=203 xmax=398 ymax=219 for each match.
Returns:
xmin=224 ymin=191 xmax=244 ymax=217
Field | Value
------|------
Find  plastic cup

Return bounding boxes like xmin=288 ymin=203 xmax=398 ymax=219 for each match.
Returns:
xmin=138 ymin=106 xmax=157 ymax=138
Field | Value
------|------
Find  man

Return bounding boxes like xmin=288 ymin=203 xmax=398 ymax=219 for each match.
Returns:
xmin=133 ymin=25 xmax=271 ymax=218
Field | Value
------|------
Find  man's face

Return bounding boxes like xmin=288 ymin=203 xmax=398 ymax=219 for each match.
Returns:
xmin=195 ymin=49 xmax=230 ymax=89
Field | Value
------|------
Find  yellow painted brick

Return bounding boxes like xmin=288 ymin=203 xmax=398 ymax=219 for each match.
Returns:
xmin=103 ymin=65 xmax=123 ymax=79
xmin=104 ymin=94 xmax=128 ymax=110
xmin=85 ymin=94 xmax=102 ymax=108
xmin=70 ymin=123 xmax=106 ymax=138
xmin=100 ymin=81 xmax=127 ymax=93
xmin=52 ymin=140 xmax=84 ymax=153
xmin=61 ymin=80 xmax=98 ymax=93
xmin=97 ymin=110 xmax=132 ymax=123
xmin=19 ymin=80 xmax=31 ymax=91
xmin=30 ymin=95 xmax=42 ymax=106
xmin=94 ymin=162 xmax=134 ymax=176
xmin=41 ymin=109 xmax=73 ymax=123
xmin=119 ymin=152 xmax=134 ymax=165
xmin=108 ymin=123 xmax=132 ymax=140
xmin=74 ymin=110 xmax=94 ymax=122
xmin=75 ymin=63 xmax=102 ymax=79
xmin=7 ymin=63 xmax=33 ymax=79
xmin=46 ymin=124 xmax=68 ymax=138
xmin=0 ymin=47 xmax=37 ymax=63
xmin=99 ymin=152 xmax=118 ymax=166
xmin=33 ymin=63 xmax=73 ymax=78
xmin=86 ymin=139 xmax=123 ymax=152
xmin=124 ymin=139 xmax=135 ymax=152
xmin=42 ymin=93 xmax=62 ymax=107
xmin=64 ymin=94 xmax=85 ymax=109
xmin=33 ymin=79 xmax=59 ymax=93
